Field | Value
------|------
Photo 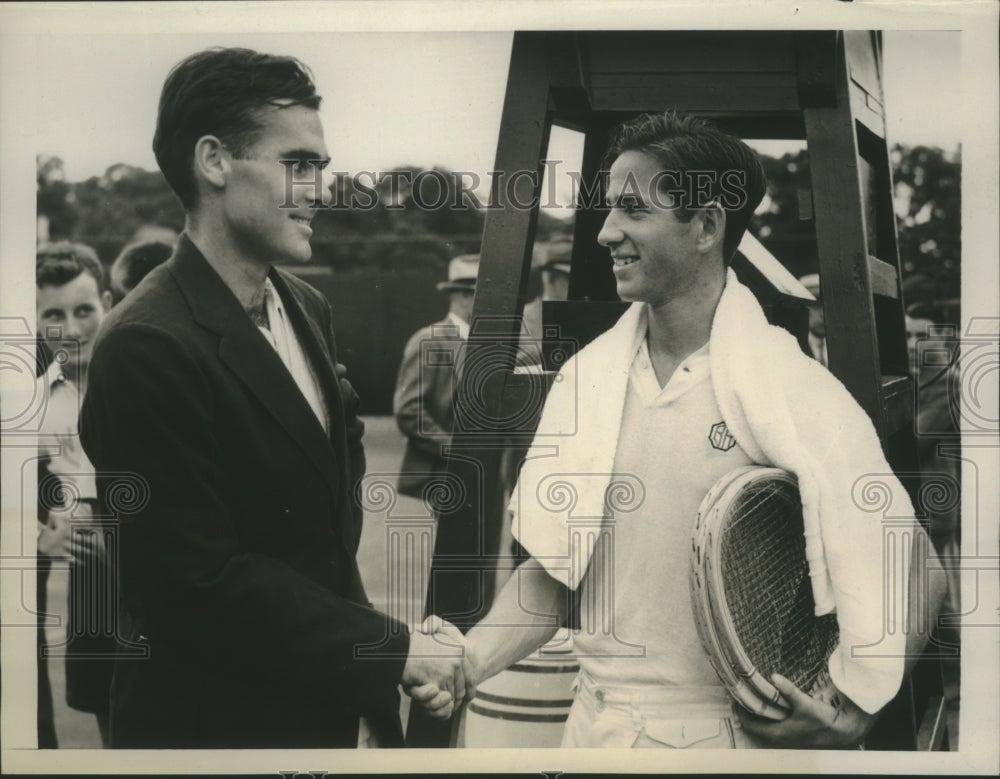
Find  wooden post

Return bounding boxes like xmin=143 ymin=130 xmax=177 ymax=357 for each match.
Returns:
xmin=405 ymin=32 xmax=553 ymax=746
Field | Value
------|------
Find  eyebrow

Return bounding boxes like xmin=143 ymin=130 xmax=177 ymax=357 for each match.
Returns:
xmin=280 ymin=150 xmax=331 ymax=167
xmin=606 ymin=191 xmax=647 ymax=208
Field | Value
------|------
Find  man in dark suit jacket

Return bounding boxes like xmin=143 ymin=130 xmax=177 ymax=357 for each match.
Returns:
xmin=80 ymin=47 xmax=464 ymax=749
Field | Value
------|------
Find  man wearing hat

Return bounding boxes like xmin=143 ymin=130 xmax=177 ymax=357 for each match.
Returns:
xmin=798 ymin=272 xmax=828 ymax=367
xmin=393 ymin=254 xmax=478 ymax=499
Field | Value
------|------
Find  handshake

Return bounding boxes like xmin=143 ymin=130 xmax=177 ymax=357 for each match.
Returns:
xmin=37 ymin=503 xmax=105 ymax=565
xmin=400 ymin=616 xmax=478 ymax=720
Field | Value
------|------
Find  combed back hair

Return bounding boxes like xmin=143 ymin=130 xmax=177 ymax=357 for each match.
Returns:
xmin=110 ymin=239 xmax=175 ymax=303
xmin=37 ymin=242 xmax=106 ymax=291
xmin=604 ymin=111 xmax=767 ymax=262
xmin=153 ymin=47 xmax=321 ymax=209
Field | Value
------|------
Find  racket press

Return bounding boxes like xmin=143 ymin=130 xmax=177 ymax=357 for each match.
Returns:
xmin=405 ymin=30 xmax=952 ymax=751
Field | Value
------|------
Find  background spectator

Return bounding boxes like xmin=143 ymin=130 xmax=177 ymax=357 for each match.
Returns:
xmin=35 ymin=241 xmax=116 ymax=746
xmin=109 ymin=239 xmax=175 ymax=304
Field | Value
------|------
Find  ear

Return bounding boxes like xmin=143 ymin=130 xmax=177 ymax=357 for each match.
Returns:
xmin=192 ymin=135 xmax=229 ymax=193
xmin=100 ymin=290 xmax=113 ymax=313
xmin=695 ymin=201 xmax=726 ymax=255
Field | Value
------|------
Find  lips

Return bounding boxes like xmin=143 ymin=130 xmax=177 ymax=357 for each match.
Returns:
xmin=290 ymin=215 xmax=312 ymax=228
xmin=612 ymin=255 xmax=639 ymax=268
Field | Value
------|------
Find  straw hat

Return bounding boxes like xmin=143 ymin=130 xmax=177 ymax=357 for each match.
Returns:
xmin=436 ymin=253 xmax=480 ymax=293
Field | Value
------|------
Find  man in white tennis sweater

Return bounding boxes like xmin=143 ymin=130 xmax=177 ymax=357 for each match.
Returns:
xmin=456 ymin=111 xmax=943 ymax=749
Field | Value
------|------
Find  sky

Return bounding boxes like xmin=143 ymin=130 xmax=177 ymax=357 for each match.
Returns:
xmin=25 ymin=30 xmax=961 ymax=187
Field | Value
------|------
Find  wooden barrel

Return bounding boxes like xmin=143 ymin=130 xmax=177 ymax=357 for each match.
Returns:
xmin=461 ymin=630 xmax=578 ymax=748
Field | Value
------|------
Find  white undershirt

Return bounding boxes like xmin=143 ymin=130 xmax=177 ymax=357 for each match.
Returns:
xmin=38 ymin=361 xmax=97 ymax=501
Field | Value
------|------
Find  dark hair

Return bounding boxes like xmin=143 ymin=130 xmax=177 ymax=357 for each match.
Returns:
xmin=110 ymin=239 xmax=175 ymax=302
xmin=36 ymin=241 xmax=106 ymax=291
xmin=604 ymin=111 xmax=767 ymax=262
xmin=153 ymin=47 xmax=321 ymax=209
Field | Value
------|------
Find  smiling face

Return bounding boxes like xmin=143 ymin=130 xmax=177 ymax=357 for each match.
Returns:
xmin=221 ymin=104 xmax=330 ymax=268
xmin=36 ymin=271 xmax=112 ymax=375
xmin=598 ymin=150 xmax=711 ymax=309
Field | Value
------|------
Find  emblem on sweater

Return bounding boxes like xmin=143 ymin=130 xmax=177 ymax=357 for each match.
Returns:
xmin=708 ymin=421 xmax=736 ymax=452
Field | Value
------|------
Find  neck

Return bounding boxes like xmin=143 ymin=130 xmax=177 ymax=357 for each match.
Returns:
xmin=186 ymin=211 xmax=270 ymax=310
xmin=645 ymin=264 xmax=726 ymax=361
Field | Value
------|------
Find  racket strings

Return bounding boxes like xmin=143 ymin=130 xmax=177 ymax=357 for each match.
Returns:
xmin=718 ymin=481 xmax=838 ymax=692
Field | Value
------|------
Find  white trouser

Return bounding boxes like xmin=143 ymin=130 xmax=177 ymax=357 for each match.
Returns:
xmin=562 ymin=671 xmax=760 ymax=749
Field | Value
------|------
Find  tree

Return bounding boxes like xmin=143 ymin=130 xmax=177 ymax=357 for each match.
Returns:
xmin=71 ymin=164 xmax=184 ymax=243
xmin=748 ymin=145 xmax=961 ymax=314
xmin=313 ymin=167 xmax=487 ymax=272
xmin=891 ymin=145 xmax=961 ymax=306
xmin=37 ymin=155 xmax=78 ymax=240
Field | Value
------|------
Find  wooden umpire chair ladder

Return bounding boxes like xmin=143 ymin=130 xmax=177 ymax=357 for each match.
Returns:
xmin=406 ymin=30 xmax=949 ymax=749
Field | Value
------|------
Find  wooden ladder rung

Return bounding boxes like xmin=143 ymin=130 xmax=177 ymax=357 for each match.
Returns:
xmin=850 ymin=83 xmax=887 ymax=140
xmin=869 ymin=254 xmax=899 ymax=298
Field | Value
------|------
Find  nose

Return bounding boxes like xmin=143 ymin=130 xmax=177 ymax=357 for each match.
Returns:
xmin=314 ymin=168 xmax=336 ymax=209
xmin=65 ymin=315 xmax=84 ymax=340
xmin=287 ymin=165 xmax=330 ymax=211
xmin=597 ymin=211 xmax=623 ymax=247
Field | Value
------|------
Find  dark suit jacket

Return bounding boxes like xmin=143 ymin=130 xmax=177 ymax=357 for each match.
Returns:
xmin=392 ymin=319 xmax=465 ymax=498
xmin=80 ymin=234 xmax=409 ymax=748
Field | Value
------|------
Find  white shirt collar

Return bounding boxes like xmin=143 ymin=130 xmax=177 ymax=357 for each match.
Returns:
xmin=44 ymin=358 xmax=70 ymax=390
xmin=262 ymin=277 xmax=285 ymax=324
xmin=258 ymin=277 xmax=329 ymax=435
xmin=630 ymin=307 xmax=711 ymax=407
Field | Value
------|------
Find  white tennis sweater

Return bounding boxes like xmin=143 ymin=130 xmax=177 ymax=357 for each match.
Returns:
xmin=571 ymin=334 xmax=755 ymax=689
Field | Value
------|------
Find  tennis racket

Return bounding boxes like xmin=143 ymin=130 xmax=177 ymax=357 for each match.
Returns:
xmin=690 ymin=466 xmax=840 ymax=720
